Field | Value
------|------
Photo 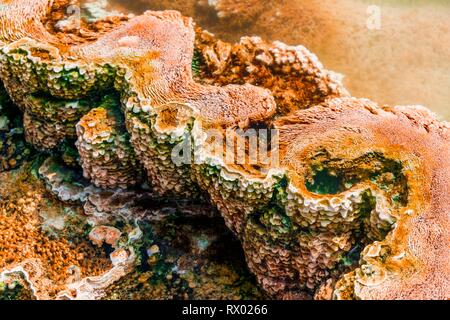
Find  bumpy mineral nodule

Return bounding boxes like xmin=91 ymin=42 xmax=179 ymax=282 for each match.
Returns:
xmin=0 ymin=0 xmax=448 ymax=300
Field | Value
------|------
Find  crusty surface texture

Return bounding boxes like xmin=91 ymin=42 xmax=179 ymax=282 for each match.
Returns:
xmin=276 ymin=98 xmax=449 ymax=299
xmin=0 ymin=0 xmax=448 ymax=300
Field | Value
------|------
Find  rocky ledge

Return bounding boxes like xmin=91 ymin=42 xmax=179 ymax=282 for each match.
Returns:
xmin=0 ymin=0 xmax=448 ymax=300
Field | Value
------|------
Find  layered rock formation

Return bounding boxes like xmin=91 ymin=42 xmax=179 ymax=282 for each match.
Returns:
xmin=0 ymin=83 xmax=31 ymax=170
xmin=0 ymin=0 xmax=448 ymax=300
xmin=1 ymin=159 xmax=261 ymax=300
xmin=76 ymin=95 xmax=142 ymax=189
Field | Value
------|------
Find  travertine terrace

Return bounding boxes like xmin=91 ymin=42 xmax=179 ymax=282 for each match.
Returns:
xmin=0 ymin=0 xmax=448 ymax=300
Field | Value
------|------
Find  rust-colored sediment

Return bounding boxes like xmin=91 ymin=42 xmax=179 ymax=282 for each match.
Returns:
xmin=0 ymin=166 xmax=112 ymax=299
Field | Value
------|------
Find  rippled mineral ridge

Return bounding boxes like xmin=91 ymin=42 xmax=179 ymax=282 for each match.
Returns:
xmin=0 ymin=0 xmax=448 ymax=300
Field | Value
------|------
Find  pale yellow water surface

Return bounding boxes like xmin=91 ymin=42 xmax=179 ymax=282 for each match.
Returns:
xmin=112 ymin=0 xmax=450 ymax=120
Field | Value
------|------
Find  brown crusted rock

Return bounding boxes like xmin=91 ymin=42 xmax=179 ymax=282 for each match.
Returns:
xmin=0 ymin=1 xmax=277 ymax=195
xmin=0 ymin=0 xmax=54 ymax=44
xmin=23 ymin=111 xmax=74 ymax=150
xmin=192 ymin=97 xmax=449 ymax=298
xmin=76 ymin=96 xmax=142 ymax=189
xmin=89 ymin=226 xmax=122 ymax=248
xmin=195 ymin=30 xmax=348 ymax=116
xmin=273 ymin=98 xmax=449 ymax=299
xmin=87 ymin=11 xmax=275 ymax=196
xmin=0 ymin=0 xmax=449 ymax=301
